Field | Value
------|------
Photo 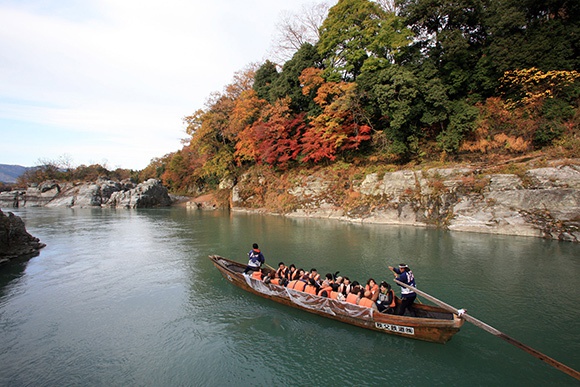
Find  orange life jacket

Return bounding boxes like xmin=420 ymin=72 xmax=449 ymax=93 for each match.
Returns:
xmin=251 ymin=270 xmax=262 ymax=280
xmin=270 ymin=278 xmax=282 ymax=285
xmin=346 ymin=293 xmax=359 ymax=304
xmin=329 ymin=291 xmax=339 ymax=300
xmin=387 ymin=289 xmax=396 ymax=308
xmin=365 ymin=283 xmax=379 ymax=299
xmin=358 ymin=297 xmax=375 ymax=308
xmin=318 ymin=286 xmax=333 ymax=297
xmin=304 ymin=285 xmax=318 ymax=295
xmin=288 ymin=280 xmax=306 ymax=292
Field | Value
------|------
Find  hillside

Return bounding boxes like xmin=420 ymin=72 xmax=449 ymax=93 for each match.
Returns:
xmin=0 ymin=164 xmax=28 ymax=183
xmin=142 ymin=0 xmax=579 ymax=197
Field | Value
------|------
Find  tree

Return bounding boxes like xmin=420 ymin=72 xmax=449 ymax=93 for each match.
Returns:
xmin=235 ymin=99 xmax=306 ymax=169
xmin=269 ymin=43 xmax=322 ymax=114
xmin=483 ymin=0 xmax=580 ymax=76
xmin=253 ymin=60 xmax=279 ymax=103
xmin=269 ymin=2 xmax=331 ymax=63
xmin=228 ymin=89 xmax=268 ymax=140
xmin=397 ymin=0 xmax=490 ymax=99
xmin=375 ymin=0 xmax=401 ymax=14
xmin=299 ymin=68 xmax=372 ymax=162
xmin=317 ymin=0 xmax=411 ymax=81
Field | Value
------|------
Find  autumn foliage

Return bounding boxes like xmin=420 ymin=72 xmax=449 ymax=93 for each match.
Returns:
xmin=300 ymin=68 xmax=371 ymax=162
xmin=145 ymin=0 xmax=580 ymax=194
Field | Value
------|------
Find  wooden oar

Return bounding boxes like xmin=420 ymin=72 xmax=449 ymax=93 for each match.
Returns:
xmin=264 ymin=262 xmax=277 ymax=274
xmin=393 ymin=279 xmax=580 ymax=381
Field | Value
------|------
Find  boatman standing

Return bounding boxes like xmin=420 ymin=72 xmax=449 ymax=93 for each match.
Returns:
xmin=388 ymin=263 xmax=416 ymax=316
xmin=244 ymin=243 xmax=265 ymax=275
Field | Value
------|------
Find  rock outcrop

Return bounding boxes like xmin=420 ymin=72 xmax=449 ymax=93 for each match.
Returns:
xmin=231 ymin=162 xmax=580 ymax=242
xmin=0 ymin=209 xmax=46 ymax=264
xmin=0 ymin=179 xmax=172 ymax=209
xmin=108 ymin=179 xmax=172 ymax=208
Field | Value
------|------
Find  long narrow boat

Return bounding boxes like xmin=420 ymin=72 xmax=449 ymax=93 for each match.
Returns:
xmin=209 ymin=255 xmax=464 ymax=343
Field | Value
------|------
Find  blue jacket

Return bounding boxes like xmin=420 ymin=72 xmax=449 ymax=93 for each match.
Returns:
xmin=247 ymin=249 xmax=265 ymax=267
xmin=393 ymin=268 xmax=416 ymax=298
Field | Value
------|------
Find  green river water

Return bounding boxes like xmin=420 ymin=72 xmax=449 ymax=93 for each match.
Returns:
xmin=0 ymin=207 xmax=578 ymax=386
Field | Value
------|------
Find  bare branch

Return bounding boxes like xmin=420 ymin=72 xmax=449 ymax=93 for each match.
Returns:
xmin=268 ymin=1 xmax=333 ymax=64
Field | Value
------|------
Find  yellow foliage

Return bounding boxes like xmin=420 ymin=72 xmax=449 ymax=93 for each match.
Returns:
xmin=501 ymin=68 xmax=580 ymax=108
xmin=299 ymin=67 xmax=325 ymax=96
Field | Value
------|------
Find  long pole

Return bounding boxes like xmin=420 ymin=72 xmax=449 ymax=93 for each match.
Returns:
xmin=394 ymin=279 xmax=580 ymax=381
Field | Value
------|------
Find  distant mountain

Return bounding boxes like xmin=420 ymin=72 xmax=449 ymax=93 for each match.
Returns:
xmin=0 ymin=164 xmax=29 ymax=183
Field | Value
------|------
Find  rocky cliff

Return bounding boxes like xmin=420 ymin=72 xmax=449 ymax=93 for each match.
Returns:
xmin=230 ymin=161 xmax=580 ymax=242
xmin=0 ymin=209 xmax=45 ymax=264
xmin=0 ymin=178 xmax=172 ymax=209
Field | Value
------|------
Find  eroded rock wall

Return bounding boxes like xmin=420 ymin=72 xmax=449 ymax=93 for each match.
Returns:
xmin=231 ymin=163 xmax=580 ymax=242
xmin=0 ymin=179 xmax=171 ymax=209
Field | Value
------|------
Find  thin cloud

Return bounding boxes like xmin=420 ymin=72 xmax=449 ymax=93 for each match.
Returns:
xmin=0 ymin=0 xmax=318 ymax=169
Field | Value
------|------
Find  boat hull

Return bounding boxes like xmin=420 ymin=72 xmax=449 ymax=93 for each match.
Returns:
xmin=210 ymin=255 xmax=464 ymax=344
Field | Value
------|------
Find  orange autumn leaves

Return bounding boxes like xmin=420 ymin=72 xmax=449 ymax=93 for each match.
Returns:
xmin=235 ymin=67 xmax=371 ymax=168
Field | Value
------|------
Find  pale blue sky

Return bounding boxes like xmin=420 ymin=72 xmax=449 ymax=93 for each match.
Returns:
xmin=0 ymin=0 xmax=326 ymax=170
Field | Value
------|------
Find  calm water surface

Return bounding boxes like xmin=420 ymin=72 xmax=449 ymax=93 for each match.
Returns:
xmin=0 ymin=207 xmax=578 ymax=386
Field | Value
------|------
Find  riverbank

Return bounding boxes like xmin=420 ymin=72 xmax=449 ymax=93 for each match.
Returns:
xmin=3 ymin=159 xmax=579 ymax=242
xmin=190 ymin=158 xmax=580 ymax=242
xmin=0 ymin=178 xmax=172 ymax=209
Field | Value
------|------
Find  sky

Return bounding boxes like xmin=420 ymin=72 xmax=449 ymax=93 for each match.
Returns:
xmin=0 ymin=0 xmax=329 ymax=170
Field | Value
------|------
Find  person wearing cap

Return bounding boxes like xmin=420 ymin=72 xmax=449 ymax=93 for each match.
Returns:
xmin=243 ymin=243 xmax=265 ymax=275
xmin=388 ymin=263 xmax=416 ymax=316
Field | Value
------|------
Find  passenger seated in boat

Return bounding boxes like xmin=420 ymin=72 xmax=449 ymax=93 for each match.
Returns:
xmin=293 ymin=268 xmax=305 ymax=281
xmin=286 ymin=264 xmax=298 ymax=280
xmin=309 ymin=269 xmax=321 ymax=285
xmin=345 ymin=285 xmax=362 ymax=304
xmin=331 ymin=277 xmax=341 ymax=293
xmin=269 ymin=274 xmax=288 ymax=287
xmin=376 ymin=281 xmax=396 ymax=314
xmin=287 ymin=277 xmax=307 ymax=292
xmin=358 ymin=295 xmax=378 ymax=310
xmin=365 ymin=278 xmax=379 ymax=302
xmin=288 ymin=270 xmax=309 ymax=291
xmin=304 ymin=278 xmax=320 ymax=295
xmin=339 ymin=277 xmax=352 ymax=295
xmin=349 ymin=281 xmax=360 ymax=295
xmin=275 ymin=262 xmax=288 ymax=278
xmin=268 ymin=262 xmax=288 ymax=286
xmin=322 ymin=273 xmax=334 ymax=286
xmin=317 ymin=278 xmax=334 ymax=297
xmin=251 ymin=269 xmax=264 ymax=281
xmin=318 ymin=284 xmax=345 ymax=301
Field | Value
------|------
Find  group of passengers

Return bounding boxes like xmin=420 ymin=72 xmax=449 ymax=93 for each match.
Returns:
xmin=243 ymin=243 xmax=416 ymax=316
xmin=249 ymin=261 xmax=398 ymax=315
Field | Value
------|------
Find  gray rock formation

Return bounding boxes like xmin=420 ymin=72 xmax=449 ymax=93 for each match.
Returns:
xmin=0 ymin=178 xmax=171 ymax=209
xmin=231 ymin=163 xmax=580 ymax=242
xmin=0 ymin=209 xmax=46 ymax=264
xmin=108 ymin=179 xmax=172 ymax=208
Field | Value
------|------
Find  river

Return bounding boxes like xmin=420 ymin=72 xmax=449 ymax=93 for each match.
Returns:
xmin=0 ymin=207 xmax=578 ymax=386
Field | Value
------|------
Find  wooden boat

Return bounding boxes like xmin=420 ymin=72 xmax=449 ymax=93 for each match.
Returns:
xmin=209 ymin=255 xmax=465 ymax=343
